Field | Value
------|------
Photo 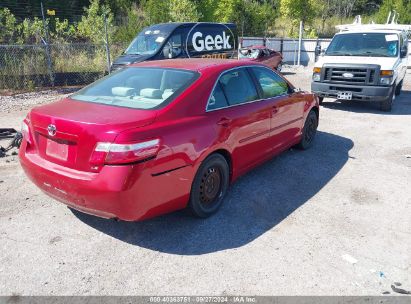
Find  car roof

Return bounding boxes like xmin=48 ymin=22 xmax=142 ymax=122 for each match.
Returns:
xmin=129 ymin=59 xmax=266 ymax=73
xmin=337 ymin=29 xmax=402 ymax=35
xmin=143 ymin=22 xmax=236 ymax=33
xmin=241 ymin=45 xmax=267 ymax=49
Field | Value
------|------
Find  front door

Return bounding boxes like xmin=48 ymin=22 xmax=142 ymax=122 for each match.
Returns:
xmin=249 ymin=66 xmax=305 ymax=151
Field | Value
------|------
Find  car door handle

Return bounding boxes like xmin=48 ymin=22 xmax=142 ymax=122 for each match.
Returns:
xmin=272 ymin=106 xmax=279 ymax=114
xmin=216 ymin=118 xmax=231 ymax=127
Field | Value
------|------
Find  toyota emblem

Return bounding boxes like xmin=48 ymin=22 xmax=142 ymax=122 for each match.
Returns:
xmin=47 ymin=124 xmax=57 ymax=136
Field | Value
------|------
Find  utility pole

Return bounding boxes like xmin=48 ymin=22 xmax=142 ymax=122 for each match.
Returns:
xmin=41 ymin=2 xmax=54 ymax=86
xmin=297 ymin=20 xmax=303 ymax=66
xmin=104 ymin=13 xmax=111 ymax=74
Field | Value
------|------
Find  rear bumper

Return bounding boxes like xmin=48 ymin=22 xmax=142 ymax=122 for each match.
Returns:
xmin=311 ymin=82 xmax=392 ymax=101
xmin=19 ymin=141 xmax=193 ymax=221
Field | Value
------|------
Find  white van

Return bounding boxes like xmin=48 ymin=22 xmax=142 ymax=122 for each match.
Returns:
xmin=311 ymin=23 xmax=409 ymax=111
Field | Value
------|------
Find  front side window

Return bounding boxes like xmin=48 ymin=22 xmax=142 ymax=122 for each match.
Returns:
xmin=161 ymin=33 xmax=183 ymax=59
xmin=325 ymin=33 xmax=399 ymax=57
xmin=71 ymin=67 xmax=198 ymax=110
xmin=251 ymin=67 xmax=289 ymax=98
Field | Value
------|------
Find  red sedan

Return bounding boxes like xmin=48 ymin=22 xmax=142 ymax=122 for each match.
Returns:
xmin=239 ymin=45 xmax=283 ymax=71
xmin=19 ymin=59 xmax=319 ymax=221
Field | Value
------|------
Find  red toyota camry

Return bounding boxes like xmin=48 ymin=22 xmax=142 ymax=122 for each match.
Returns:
xmin=19 ymin=59 xmax=319 ymax=221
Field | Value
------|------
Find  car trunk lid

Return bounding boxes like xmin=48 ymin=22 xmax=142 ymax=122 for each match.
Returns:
xmin=28 ymin=98 xmax=157 ymax=172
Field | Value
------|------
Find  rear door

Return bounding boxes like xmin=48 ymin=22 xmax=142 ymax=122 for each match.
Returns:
xmin=249 ymin=66 xmax=305 ymax=150
xmin=206 ymin=67 xmax=272 ymax=173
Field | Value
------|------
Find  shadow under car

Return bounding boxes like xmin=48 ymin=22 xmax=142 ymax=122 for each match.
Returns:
xmin=72 ymin=131 xmax=353 ymax=255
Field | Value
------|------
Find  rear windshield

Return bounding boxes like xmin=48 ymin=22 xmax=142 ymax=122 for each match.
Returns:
xmin=71 ymin=67 xmax=199 ymax=110
xmin=326 ymin=33 xmax=399 ymax=57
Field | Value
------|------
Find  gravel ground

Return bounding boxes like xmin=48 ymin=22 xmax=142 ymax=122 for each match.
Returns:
xmin=0 ymin=66 xmax=410 ymax=296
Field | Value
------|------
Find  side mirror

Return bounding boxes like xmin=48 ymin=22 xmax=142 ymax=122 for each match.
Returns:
xmin=400 ymin=48 xmax=408 ymax=58
xmin=315 ymin=45 xmax=321 ymax=56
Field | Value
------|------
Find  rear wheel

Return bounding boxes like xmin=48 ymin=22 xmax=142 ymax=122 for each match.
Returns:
xmin=188 ymin=154 xmax=229 ymax=218
xmin=297 ymin=110 xmax=318 ymax=150
xmin=380 ymin=85 xmax=395 ymax=112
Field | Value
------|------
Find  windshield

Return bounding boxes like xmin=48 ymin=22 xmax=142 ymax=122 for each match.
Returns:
xmin=71 ymin=67 xmax=199 ymax=110
xmin=239 ymin=48 xmax=260 ymax=59
xmin=125 ymin=29 xmax=170 ymax=55
xmin=325 ymin=33 xmax=399 ymax=57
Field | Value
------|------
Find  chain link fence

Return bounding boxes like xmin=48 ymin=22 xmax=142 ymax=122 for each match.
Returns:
xmin=0 ymin=42 xmax=127 ymax=91
xmin=241 ymin=37 xmax=333 ymax=65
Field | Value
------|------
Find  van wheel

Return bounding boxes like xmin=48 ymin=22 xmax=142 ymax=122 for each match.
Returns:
xmin=380 ymin=86 xmax=395 ymax=112
xmin=188 ymin=154 xmax=229 ymax=218
xmin=296 ymin=110 xmax=318 ymax=150
xmin=395 ymin=81 xmax=403 ymax=96
xmin=318 ymin=97 xmax=324 ymax=105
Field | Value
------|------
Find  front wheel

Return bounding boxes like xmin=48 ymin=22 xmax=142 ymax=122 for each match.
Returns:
xmin=188 ymin=154 xmax=229 ymax=218
xmin=296 ymin=110 xmax=318 ymax=150
xmin=380 ymin=85 xmax=396 ymax=112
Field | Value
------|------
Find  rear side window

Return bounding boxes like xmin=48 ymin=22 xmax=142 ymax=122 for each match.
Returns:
xmin=70 ymin=67 xmax=198 ymax=110
xmin=251 ymin=67 xmax=289 ymax=98
xmin=208 ymin=82 xmax=229 ymax=110
xmin=219 ymin=68 xmax=258 ymax=105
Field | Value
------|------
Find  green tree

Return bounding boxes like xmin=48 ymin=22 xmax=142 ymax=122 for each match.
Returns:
xmin=210 ymin=0 xmax=276 ymax=36
xmin=0 ymin=8 xmax=18 ymax=43
xmin=376 ymin=0 xmax=411 ymax=23
xmin=169 ymin=0 xmax=202 ymax=22
xmin=280 ymin=0 xmax=315 ymax=23
xmin=17 ymin=17 xmax=46 ymax=44
xmin=51 ymin=18 xmax=77 ymax=42
xmin=197 ymin=0 xmax=219 ymax=21
xmin=113 ymin=6 xmax=147 ymax=43
xmin=280 ymin=0 xmax=315 ymax=36
xmin=77 ymin=0 xmax=114 ymax=44
xmin=141 ymin=0 xmax=170 ymax=23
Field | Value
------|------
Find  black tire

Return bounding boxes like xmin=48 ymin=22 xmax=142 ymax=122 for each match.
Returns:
xmin=188 ymin=154 xmax=229 ymax=218
xmin=296 ymin=110 xmax=318 ymax=150
xmin=276 ymin=63 xmax=283 ymax=73
xmin=395 ymin=81 xmax=402 ymax=96
xmin=318 ymin=97 xmax=324 ymax=105
xmin=380 ymin=85 xmax=395 ymax=112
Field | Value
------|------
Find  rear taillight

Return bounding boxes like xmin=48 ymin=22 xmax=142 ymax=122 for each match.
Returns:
xmin=21 ymin=120 xmax=32 ymax=144
xmin=90 ymin=139 xmax=160 ymax=167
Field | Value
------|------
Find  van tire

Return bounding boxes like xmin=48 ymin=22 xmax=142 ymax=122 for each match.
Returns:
xmin=380 ymin=86 xmax=395 ymax=112
xmin=318 ymin=97 xmax=324 ymax=105
xmin=395 ymin=80 xmax=403 ymax=96
xmin=188 ymin=154 xmax=229 ymax=218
